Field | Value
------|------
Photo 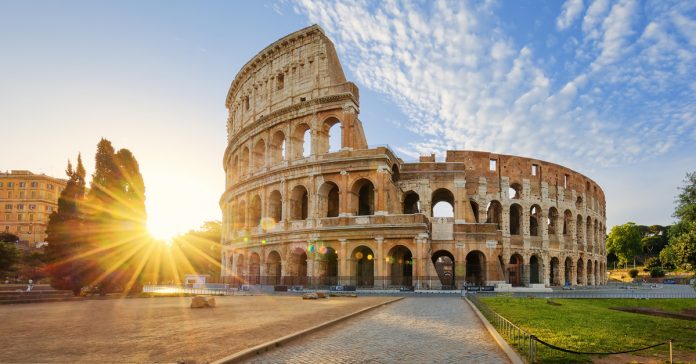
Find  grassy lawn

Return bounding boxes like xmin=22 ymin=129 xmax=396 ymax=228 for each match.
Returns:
xmin=477 ymin=296 xmax=696 ymax=363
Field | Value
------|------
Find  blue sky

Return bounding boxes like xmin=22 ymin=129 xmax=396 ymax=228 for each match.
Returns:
xmin=1 ymin=0 xmax=694 ymax=237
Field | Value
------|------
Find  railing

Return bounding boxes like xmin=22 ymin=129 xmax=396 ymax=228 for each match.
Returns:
xmin=142 ymin=284 xmax=230 ymax=296
xmin=467 ymin=294 xmax=674 ymax=363
xmin=468 ymin=294 xmax=539 ymax=362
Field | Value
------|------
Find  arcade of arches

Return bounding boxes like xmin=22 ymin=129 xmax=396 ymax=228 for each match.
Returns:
xmin=220 ymin=25 xmax=607 ymax=290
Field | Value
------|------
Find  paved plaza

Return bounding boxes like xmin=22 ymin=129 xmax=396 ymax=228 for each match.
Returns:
xmin=247 ymin=297 xmax=510 ymax=363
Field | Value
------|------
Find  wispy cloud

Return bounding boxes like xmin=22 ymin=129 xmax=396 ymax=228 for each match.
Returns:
xmin=557 ymin=0 xmax=585 ymax=30
xmin=293 ymin=0 xmax=696 ymax=169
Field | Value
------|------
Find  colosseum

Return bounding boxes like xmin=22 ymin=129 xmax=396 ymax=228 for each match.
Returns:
xmin=220 ymin=25 xmax=607 ymax=290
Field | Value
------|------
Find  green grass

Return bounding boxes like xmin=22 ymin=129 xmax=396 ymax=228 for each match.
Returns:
xmin=477 ymin=297 xmax=696 ymax=363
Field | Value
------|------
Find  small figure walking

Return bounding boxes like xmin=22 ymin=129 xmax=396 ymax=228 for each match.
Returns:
xmin=26 ymin=279 xmax=33 ymax=292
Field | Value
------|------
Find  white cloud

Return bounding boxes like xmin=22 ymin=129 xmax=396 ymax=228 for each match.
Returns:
xmin=293 ymin=0 xmax=696 ymax=169
xmin=557 ymin=0 xmax=585 ymax=30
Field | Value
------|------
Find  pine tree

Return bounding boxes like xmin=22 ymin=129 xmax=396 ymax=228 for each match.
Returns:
xmin=45 ymin=156 xmax=87 ymax=295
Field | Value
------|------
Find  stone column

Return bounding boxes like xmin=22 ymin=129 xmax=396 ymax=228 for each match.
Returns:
xmin=542 ymin=254 xmax=550 ymax=286
xmin=522 ymin=254 xmax=531 ymax=287
xmin=339 ymin=239 xmax=347 ymax=284
xmin=374 ymin=236 xmax=384 ymax=288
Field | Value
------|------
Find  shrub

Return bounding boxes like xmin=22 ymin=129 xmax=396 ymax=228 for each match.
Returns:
xmin=628 ymin=269 xmax=639 ymax=278
xmin=645 ymin=257 xmax=661 ymax=269
xmin=650 ymin=267 xmax=665 ymax=278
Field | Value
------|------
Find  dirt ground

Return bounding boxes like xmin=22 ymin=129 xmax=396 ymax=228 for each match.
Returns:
xmin=0 ymin=295 xmax=395 ymax=363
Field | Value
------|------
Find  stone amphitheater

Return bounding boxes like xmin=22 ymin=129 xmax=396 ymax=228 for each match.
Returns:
xmin=220 ymin=25 xmax=607 ymax=290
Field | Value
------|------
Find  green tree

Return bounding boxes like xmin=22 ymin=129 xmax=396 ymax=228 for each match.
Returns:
xmin=45 ymin=156 xmax=88 ymax=294
xmin=606 ymin=222 xmax=642 ymax=265
xmin=84 ymin=139 xmax=148 ymax=294
xmin=661 ymin=172 xmax=696 ymax=271
xmin=0 ymin=241 xmax=20 ymax=275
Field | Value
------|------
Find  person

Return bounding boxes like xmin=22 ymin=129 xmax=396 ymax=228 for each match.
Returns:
xmin=26 ymin=279 xmax=34 ymax=292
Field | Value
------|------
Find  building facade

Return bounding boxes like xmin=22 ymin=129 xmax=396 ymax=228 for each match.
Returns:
xmin=0 ymin=170 xmax=66 ymax=246
xmin=220 ymin=25 xmax=607 ymax=289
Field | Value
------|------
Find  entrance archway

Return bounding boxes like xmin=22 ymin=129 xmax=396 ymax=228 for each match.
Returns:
xmin=352 ymin=246 xmax=374 ymax=287
xmin=529 ymin=255 xmax=541 ymax=284
xmin=564 ymin=257 xmax=573 ymax=285
xmin=432 ymin=250 xmax=455 ymax=289
xmin=549 ymin=257 xmax=560 ymax=286
xmin=508 ymin=254 xmax=523 ymax=287
xmin=249 ymin=252 xmax=260 ymax=285
xmin=388 ymin=245 xmax=413 ymax=287
xmin=465 ymin=250 xmax=486 ymax=285
xmin=285 ymin=248 xmax=307 ymax=286
xmin=317 ymin=247 xmax=338 ymax=286
xmin=266 ymin=251 xmax=281 ymax=285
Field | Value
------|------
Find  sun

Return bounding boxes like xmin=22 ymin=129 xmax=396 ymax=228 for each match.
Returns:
xmin=147 ymin=218 xmax=180 ymax=242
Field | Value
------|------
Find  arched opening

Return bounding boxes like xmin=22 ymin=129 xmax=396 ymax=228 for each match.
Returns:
xmin=564 ymin=257 xmax=573 ymax=285
xmin=586 ymin=216 xmax=593 ymax=250
xmin=249 ymin=195 xmax=262 ymax=227
xmin=563 ymin=209 xmax=573 ymax=235
xmin=577 ymin=258 xmax=585 ymax=285
xmin=237 ymin=200 xmax=246 ymax=229
xmin=548 ymin=207 xmax=559 ymax=235
xmin=286 ymin=247 xmax=308 ymax=286
xmin=486 ymin=200 xmax=503 ymax=229
xmin=509 ymin=204 xmax=522 ymax=235
xmin=352 ymin=246 xmax=374 ymax=287
xmin=240 ymin=147 xmax=250 ymax=176
xmin=317 ymin=247 xmax=338 ymax=286
xmin=236 ymin=254 xmax=246 ymax=286
xmin=270 ymin=130 xmax=286 ymax=164
xmin=432 ymin=188 xmax=454 ymax=218
xmin=529 ymin=255 xmax=541 ymax=284
xmin=550 ymin=257 xmax=560 ymax=286
xmin=508 ymin=254 xmax=523 ymax=287
xmin=470 ymin=200 xmax=479 ymax=223
xmin=388 ymin=245 xmax=413 ymax=287
xmin=587 ymin=259 xmax=593 ymax=285
xmin=509 ymin=183 xmax=522 ymax=199
xmin=402 ymin=191 xmax=420 ymax=214
xmin=266 ymin=251 xmax=282 ymax=285
xmin=253 ymin=139 xmax=265 ymax=169
xmin=351 ymin=179 xmax=375 ymax=216
xmin=432 ymin=250 xmax=455 ymax=288
xmin=576 ymin=196 xmax=583 ymax=210
xmin=290 ymin=185 xmax=309 ymax=220
xmin=268 ymin=190 xmax=282 ymax=224
xmin=530 ymin=205 xmax=541 ymax=236
xmin=318 ymin=182 xmax=340 ymax=218
xmin=465 ymin=250 xmax=486 ymax=285
xmin=595 ymin=260 xmax=600 ymax=285
xmin=391 ymin=165 xmax=400 ymax=182
xmin=321 ymin=117 xmax=342 ymax=153
xmin=249 ymin=253 xmax=260 ymax=285
xmin=292 ymin=123 xmax=311 ymax=159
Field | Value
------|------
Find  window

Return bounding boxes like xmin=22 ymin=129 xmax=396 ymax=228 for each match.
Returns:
xmin=17 ymin=214 xmax=23 ymax=221
xmin=29 ymin=204 xmax=36 ymax=210
xmin=564 ymin=174 xmax=569 ymax=188
xmin=0 ymin=182 xmax=3 ymax=187
xmin=276 ymin=73 xmax=284 ymax=90
xmin=4 ymin=204 xmax=11 ymax=210
xmin=17 ymin=204 xmax=24 ymax=210
xmin=47 ymin=184 xmax=53 ymax=190
xmin=489 ymin=159 xmax=497 ymax=171
xmin=244 ymin=96 xmax=250 ymax=111
xmin=47 ymin=206 xmax=53 ymax=212
xmin=19 ymin=182 xmax=26 ymax=188
xmin=30 ymin=181 xmax=37 ymax=188
xmin=532 ymin=164 xmax=538 ymax=176
xmin=8 ymin=182 xmax=14 ymax=187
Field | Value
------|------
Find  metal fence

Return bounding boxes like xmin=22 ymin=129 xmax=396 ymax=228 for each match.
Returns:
xmin=142 ymin=284 xmax=230 ymax=296
xmin=467 ymin=293 xmax=674 ymax=363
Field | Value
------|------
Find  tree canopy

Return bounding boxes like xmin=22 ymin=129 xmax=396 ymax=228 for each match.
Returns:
xmin=606 ymin=222 xmax=642 ymax=265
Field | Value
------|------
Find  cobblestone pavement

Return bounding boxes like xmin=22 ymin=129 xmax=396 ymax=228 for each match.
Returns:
xmin=246 ymin=297 xmax=510 ymax=363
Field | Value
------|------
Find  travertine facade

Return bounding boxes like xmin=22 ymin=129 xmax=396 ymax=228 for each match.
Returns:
xmin=220 ymin=25 xmax=607 ymax=289
xmin=0 ymin=170 xmax=66 ymax=246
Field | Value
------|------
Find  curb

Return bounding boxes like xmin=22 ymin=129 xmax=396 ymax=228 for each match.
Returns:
xmin=210 ymin=296 xmax=405 ymax=364
xmin=464 ymin=296 xmax=525 ymax=364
